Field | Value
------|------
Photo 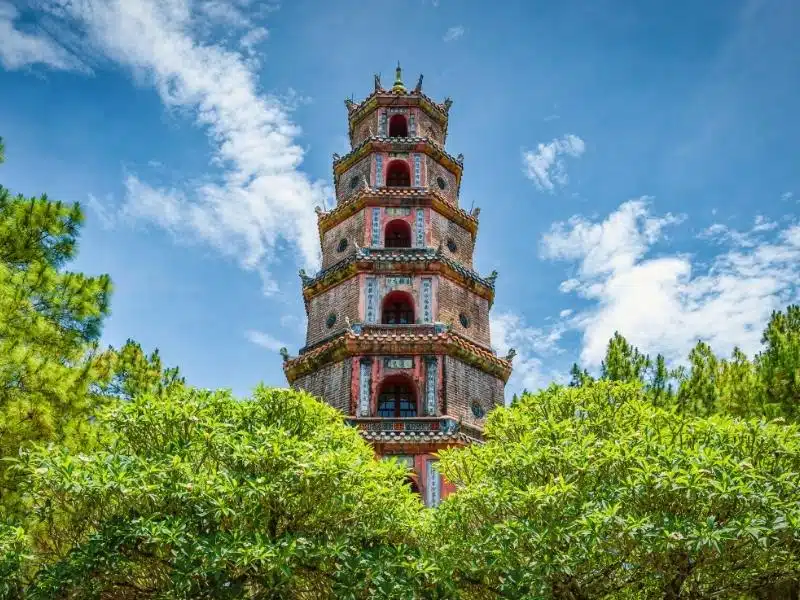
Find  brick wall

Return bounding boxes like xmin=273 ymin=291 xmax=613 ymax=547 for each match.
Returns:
xmin=294 ymin=359 xmax=352 ymax=413
xmin=351 ymin=106 xmax=447 ymax=147
xmin=336 ymin=155 xmax=371 ymax=205
xmin=321 ymin=210 xmax=366 ymax=269
xmin=426 ymin=156 xmax=458 ymax=205
xmin=437 ymin=278 xmax=490 ymax=346
xmin=305 ymin=277 xmax=361 ymax=346
xmin=430 ymin=211 xmax=474 ymax=268
xmin=352 ymin=111 xmax=378 ymax=147
xmin=443 ymin=356 xmax=504 ymax=426
xmin=417 ymin=110 xmax=446 ymax=146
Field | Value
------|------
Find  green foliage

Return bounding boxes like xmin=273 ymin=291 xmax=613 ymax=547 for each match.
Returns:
xmin=0 ymin=141 xmax=182 ymax=520
xmin=429 ymin=381 xmax=800 ymax=599
xmin=572 ymin=305 xmax=800 ymax=424
xmin=94 ymin=338 xmax=185 ymax=402
xmin=569 ymin=362 xmax=594 ymax=387
xmin=0 ymin=183 xmax=112 ymax=513
xmin=758 ymin=305 xmax=800 ymax=419
xmin=15 ymin=386 xmax=430 ymax=599
xmin=677 ymin=341 xmax=719 ymax=416
xmin=0 ymin=523 xmax=26 ymax=599
xmin=601 ymin=332 xmax=651 ymax=383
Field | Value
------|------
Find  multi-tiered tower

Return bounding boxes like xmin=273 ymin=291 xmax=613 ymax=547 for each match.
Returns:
xmin=283 ymin=65 xmax=513 ymax=506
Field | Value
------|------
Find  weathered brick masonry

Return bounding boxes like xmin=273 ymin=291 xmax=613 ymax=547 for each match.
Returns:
xmin=283 ymin=66 xmax=514 ymax=506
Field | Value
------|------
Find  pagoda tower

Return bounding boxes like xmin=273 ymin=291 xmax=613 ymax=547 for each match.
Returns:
xmin=282 ymin=65 xmax=513 ymax=506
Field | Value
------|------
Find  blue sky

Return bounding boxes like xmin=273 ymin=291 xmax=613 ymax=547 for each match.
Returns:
xmin=1 ymin=0 xmax=798 ymax=396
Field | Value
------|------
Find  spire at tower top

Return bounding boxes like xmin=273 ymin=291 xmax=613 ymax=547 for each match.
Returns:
xmin=392 ymin=61 xmax=406 ymax=93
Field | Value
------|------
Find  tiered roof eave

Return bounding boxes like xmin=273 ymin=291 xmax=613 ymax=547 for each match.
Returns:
xmin=317 ymin=186 xmax=479 ymax=238
xmin=332 ymin=136 xmax=463 ymax=193
xmin=345 ymin=88 xmax=452 ymax=139
xmin=283 ymin=325 xmax=513 ymax=384
xmin=300 ymin=247 xmax=497 ymax=306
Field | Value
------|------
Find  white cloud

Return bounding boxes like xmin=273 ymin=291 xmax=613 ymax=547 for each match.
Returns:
xmin=4 ymin=0 xmax=328 ymax=292
xmin=522 ymin=134 xmax=586 ymax=191
xmin=443 ymin=25 xmax=464 ymax=42
xmin=0 ymin=1 xmax=86 ymax=71
xmin=245 ymin=329 xmax=286 ymax=352
xmin=541 ymin=199 xmax=800 ymax=367
xmin=491 ymin=311 xmax=566 ymax=397
xmin=781 ymin=191 xmax=795 ymax=202
xmin=86 ymin=193 xmax=116 ymax=230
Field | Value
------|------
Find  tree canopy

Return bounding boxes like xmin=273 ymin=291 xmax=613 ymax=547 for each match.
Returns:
xmin=0 ymin=139 xmax=182 ymax=514
xmin=14 ymin=386 xmax=429 ymax=599
xmin=429 ymin=381 xmax=800 ymax=599
xmin=570 ymin=305 xmax=800 ymax=422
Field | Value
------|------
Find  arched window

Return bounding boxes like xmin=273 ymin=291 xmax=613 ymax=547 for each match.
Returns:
xmin=377 ymin=376 xmax=417 ymax=417
xmin=384 ymin=219 xmax=411 ymax=248
xmin=388 ymin=114 xmax=408 ymax=137
xmin=386 ymin=160 xmax=411 ymax=188
xmin=381 ymin=290 xmax=414 ymax=324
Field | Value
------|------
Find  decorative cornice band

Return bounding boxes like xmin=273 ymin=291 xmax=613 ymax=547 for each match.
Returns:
xmin=318 ymin=188 xmax=478 ymax=238
xmin=332 ymin=137 xmax=463 ymax=182
xmin=283 ymin=328 xmax=512 ymax=384
xmin=301 ymin=248 xmax=497 ymax=305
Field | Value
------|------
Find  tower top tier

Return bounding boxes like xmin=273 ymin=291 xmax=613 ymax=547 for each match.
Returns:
xmin=344 ymin=63 xmax=453 ymax=148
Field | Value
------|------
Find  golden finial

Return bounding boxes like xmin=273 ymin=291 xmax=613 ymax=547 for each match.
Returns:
xmin=392 ymin=61 xmax=406 ymax=93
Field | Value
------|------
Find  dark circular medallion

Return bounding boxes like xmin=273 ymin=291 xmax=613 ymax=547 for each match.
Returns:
xmin=349 ymin=175 xmax=360 ymax=190
xmin=436 ymin=176 xmax=447 ymax=190
xmin=337 ymin=238 xmax=348 ymax=253
xmin=459 ymin=312 xmax=471 ymax=328
xmin=471 ymin=401 xmax=485 ymax=419
xmin=326 ymin=312 xmax=337 ymax=328
xmin=446 ymin=238 xmax=457 ymax=252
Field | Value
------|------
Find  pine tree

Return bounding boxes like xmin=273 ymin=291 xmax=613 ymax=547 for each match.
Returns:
xmin=757 ymin=305 xmax=800 ymax=419
xmin=568 ymin=362 xmax=593 ymax=387
xmin=0 ymin=139 xmax=181 ymax=515
xmin=0 ymin=181 xmax=112 ymax=511
xmin=600 ymin=332 xmax=651 ymax=382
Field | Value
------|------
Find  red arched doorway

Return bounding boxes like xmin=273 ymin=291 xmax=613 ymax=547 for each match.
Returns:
xmin=381 ymin=290 xmax=414 ymax=324
xmin=377 ymin=375 xmax=418 ymax=417
xmin=384 ymin=219 xmax=412 ymax=248
xmin=388 ymin=114 xmax=408 ymax=137
xmin=386 ymin=160 xmax=411 ymax=187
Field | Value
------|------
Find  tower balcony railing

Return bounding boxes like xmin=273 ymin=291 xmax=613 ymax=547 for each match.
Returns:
xmin=346 ymin=416 xmax=458 ymax=433
xmin=352 ymin=322 xmax=445 ymax=337
xmin=345 ymin=415 xmax=484 ymax=444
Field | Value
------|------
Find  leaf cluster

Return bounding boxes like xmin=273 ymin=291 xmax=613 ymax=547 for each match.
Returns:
xmin=429 ymin=381 xmax=800 ymax=599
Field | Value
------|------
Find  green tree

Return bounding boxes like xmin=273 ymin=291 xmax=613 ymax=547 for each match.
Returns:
xmin=569 ymin=362 xmax=594 ymax=387
xmin=0 ymin=140 xmax=182 ymax=517
xmin=601 ymin=332 xmax=651 ymax=383
xmin=94 ymin=338 xmax=184 ymax=402
xmin=676 ymin=341 xmax=719 ymax=416
xmin=757 ymin=305 xmax=800 ymax=420
xmin=716 ymin=347 xmax=764 ymax=419
xmin=16 ymin=386 xmax=429 ymax=599
xmin=648 ymin=353 xmax=671 ymax=406
xmin=428 ymin=382 xmax=800 ymax=599
xmin=0 ymin=183 xmax=111 ymax=512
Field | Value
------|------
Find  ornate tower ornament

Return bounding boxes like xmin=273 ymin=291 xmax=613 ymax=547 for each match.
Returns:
xmin=282 ymin=67 xmax=512 ymax=507
xmin=392 ymin=61 xmax=406 ymax=94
